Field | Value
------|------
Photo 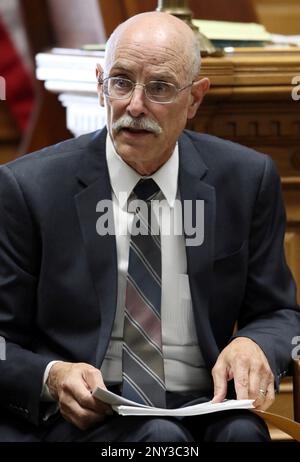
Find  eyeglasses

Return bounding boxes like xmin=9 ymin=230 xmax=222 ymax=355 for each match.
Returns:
xmin=99 ymin=77 xmax=194 ymax=104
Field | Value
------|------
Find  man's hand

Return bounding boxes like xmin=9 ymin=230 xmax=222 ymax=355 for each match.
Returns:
xmin=47 ymin=362 xmax=113 ymax=430
xmin=211 ymin=337 xmax=275 ymax=410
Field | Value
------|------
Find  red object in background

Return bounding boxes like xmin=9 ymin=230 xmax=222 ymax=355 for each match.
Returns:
xmin=0 ymin=15 xmax=35 ymax=133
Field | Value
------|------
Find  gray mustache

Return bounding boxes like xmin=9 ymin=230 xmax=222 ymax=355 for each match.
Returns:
xmin=112 ymin=115 xmax=162 ymax=135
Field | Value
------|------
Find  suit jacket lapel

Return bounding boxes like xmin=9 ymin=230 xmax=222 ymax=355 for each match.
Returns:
xmin=74 ymin=128 xmax=118 ymax=367
xmin=179 ymin=132 xmax=219 ymax=369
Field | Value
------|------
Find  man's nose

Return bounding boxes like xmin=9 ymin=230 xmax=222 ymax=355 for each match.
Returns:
xmin=127 ymin=85 xmax=148 ymax=118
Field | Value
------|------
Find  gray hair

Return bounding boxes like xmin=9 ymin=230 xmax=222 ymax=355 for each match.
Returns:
xmin=189 ymin=36 xmax=201 ymax=80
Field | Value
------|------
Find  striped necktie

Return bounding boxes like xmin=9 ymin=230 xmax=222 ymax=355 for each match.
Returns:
xmin=122 ymin=178 xmax=166 ymax=408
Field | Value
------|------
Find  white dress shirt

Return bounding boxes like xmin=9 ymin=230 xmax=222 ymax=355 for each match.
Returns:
xmin=42 ymin=134 xmax=212 ymax=400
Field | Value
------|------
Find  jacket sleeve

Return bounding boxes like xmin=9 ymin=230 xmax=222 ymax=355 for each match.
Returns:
xmin=0 ymin=165 xmax=53 ymax=425
xmin=234 ymin=155 xmax=300 ymax=387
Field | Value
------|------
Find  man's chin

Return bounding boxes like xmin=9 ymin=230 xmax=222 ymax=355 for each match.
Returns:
xmin=114 ymin=143 xmax=154 ymax=165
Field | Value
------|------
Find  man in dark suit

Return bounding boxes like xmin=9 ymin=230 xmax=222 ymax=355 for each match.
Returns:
xmin=0 ymin=12 xmax=299 ymax=442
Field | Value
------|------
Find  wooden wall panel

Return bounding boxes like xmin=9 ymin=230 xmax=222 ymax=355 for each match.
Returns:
xmin=47 ymin=0 xmax=105 ymax=48
xmin=21 ymin=0 xmax=105 ymax=54
xmin=253 ymin=0 xmax=300 ymax=34
xmin=98 ymin=0 xmax=258 ymax=37
xmin=98 ymin=0 xmax=127 ymax=36
xmin=19 ymin=0 xmax=54 ymax=61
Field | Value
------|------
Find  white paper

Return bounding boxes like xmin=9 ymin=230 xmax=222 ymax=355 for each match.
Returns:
xmin=271 ymin=34 xmax=300 ymax=47
xmin=93 ymin=387 xmax=254 ymax=417
xmin=93 ymin=387 xmax=150 ymax=408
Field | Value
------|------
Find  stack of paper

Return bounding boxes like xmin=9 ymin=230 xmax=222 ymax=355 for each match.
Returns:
xmin=93 ymin=387 xmax=254 ymax=417
xmin=270 ymin=34 xmax=300 ymax=47
xmin=192 ymin=19 xmax=272 ymax=48
xmin=35 ymin=48 xmax=105 ymax=93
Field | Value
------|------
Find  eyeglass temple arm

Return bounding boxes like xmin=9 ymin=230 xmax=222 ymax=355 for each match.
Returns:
xmin=97 ymin=73 xmax=104 ymax=84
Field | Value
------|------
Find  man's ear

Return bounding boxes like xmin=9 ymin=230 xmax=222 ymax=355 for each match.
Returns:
xmin=187 ymin=77 xmax=210 ymax=119
xmin=96 ymin=63 xmax=105 ymax=107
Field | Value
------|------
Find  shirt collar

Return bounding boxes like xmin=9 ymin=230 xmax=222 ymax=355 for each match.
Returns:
xmin=106 ymin=133 xmax=179 ymax=209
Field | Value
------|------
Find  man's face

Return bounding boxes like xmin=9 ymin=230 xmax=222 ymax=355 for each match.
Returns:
xmin=97 ymin=38 xmax=208 ymax=175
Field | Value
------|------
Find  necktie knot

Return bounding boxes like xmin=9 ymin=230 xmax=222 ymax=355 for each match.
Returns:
xmin=133 ymin=179 xmax=160 ymax=202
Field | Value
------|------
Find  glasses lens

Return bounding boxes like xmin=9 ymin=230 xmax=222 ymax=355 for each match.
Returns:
xmin=105 ymin=78 xmax=133 ymax=99
xmin=146 ymin=81 xmax=176 ymax=102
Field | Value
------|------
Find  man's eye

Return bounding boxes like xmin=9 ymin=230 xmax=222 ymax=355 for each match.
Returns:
xmin=148 ymin=82 xmax=170 ymax=95
xmin=114 ymin=79 xmax=131 ymax=89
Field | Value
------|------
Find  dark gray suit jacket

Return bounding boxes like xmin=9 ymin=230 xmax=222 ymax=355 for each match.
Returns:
xmin=0 ymin=128 xmax=299 ymax=433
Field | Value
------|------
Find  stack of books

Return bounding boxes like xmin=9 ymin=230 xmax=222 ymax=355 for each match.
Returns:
xmin=36 ymin=47 xmax=105 ymax=94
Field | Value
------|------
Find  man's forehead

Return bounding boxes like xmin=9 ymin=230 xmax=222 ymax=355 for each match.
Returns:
xmin=114 ymin=41 xmax=182 ymax=60
xmin=109 ymin=42 xmax=187 ymax=73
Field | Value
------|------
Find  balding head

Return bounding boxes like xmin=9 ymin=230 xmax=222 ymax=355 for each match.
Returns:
xmin=104 ymin=12 xmax=201 ymax=81
xmin=97 ymin=11 xmax=209 ymax=176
